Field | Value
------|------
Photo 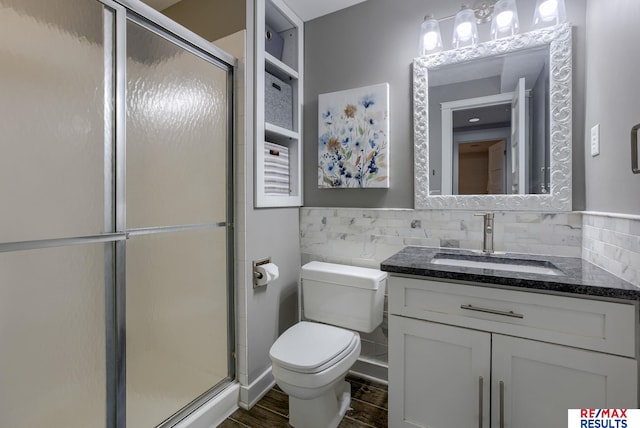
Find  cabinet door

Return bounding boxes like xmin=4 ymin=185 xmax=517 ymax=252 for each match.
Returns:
xmin=491 ymin=334 xmax=638 ymax=428
xmin=389 ymin=315 xmax=491 ymax=428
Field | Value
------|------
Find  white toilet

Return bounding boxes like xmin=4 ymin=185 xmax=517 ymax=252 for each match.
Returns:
xmin=269 ymin=261 xmax=387 ymax=428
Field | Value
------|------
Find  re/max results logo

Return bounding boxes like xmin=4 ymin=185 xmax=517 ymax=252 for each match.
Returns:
xmin=568 ymin=409 xmax=640 ymax=427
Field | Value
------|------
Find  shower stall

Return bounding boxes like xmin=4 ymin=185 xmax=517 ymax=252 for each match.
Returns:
xmin=0 ymin=0 xmax=235 ymax=427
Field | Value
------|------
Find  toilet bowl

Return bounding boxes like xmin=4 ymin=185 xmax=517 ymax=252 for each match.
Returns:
xmin=269 ymin=262 xmax=387 ymax=428
xmin=270 ymin=321 xmax=361 ymax=398
xmin=270 ymin=322 xmax=361 ymax=428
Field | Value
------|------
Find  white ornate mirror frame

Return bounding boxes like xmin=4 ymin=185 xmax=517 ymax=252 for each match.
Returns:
xmin=413 ymin=24 xmax=572 ymax=211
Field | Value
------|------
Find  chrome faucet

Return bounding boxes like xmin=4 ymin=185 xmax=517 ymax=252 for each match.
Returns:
xmin=475 ymin=212 xmax=495 ymax=254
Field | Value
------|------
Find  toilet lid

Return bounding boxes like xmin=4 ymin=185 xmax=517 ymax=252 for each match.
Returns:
xmin=270 ymin=322 xmax=359 ymax=374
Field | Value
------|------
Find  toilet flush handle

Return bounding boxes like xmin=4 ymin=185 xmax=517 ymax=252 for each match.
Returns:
xmin=632 ymin=123 xmax=640 ymax=174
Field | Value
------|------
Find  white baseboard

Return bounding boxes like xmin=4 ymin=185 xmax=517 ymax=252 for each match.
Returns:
xmin=239 ymin=366 xmax=276 ymax=410
xmin=351 ymin=357 xmax=388 ymax=384
xmin=175 ymin=382 xmax=239 ymax=428
xmin=235 ymin=361 xmax=387 ymax=414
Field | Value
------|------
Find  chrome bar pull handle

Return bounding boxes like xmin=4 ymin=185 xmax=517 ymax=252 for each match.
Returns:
xmin=632 ymin=123 xmax=640 ymax=174
xmin=461 ymin=304 xmax=524 ymax=319
xmin=478 ymin=376 xmax=484 ymax=428
xmin=500 ymin=381 xmax=505 ymax=428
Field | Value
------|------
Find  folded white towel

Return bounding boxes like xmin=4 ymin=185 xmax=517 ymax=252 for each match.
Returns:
xmin=264 ymin=141 xmax=290 ymax=195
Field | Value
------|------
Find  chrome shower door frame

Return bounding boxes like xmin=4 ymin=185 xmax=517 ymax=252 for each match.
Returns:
xmin=107 ymin=1 xmax=237 ymax=426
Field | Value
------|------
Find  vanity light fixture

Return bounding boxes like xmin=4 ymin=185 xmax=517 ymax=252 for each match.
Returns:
xmin=490 ymin=0 xmax=519 ymax=40
xmin=452 ymin=5 xmax=479 ymax=48
xmin=419 ymin=0 xmax=565 ymax=55
xmin=533 ymin=0 xmax=566 ymax=26
xmin=419 ymin=14 xmax=443 ymax=55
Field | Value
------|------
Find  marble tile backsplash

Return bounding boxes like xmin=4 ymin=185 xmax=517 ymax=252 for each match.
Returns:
xmin=300 ymin=208 xmax=584 ymax=268
xmin=582 ymin=213 xmax=640 ymax=287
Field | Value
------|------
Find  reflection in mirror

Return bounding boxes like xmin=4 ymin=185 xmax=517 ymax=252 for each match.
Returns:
xmin=413 ymin=24 xmax=572 ymax=211
xmin=431 ymin=45 xmax=549 ymax=196
xmin=454 ymin=104 xmax=512 ymax=195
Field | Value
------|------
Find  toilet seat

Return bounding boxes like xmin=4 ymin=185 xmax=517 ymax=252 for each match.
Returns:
xmin=270 ymin=321 xmax=359 ymax=374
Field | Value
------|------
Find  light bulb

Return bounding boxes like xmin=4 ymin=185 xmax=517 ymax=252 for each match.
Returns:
xmin=538 ymin=0 xmax=558 ymax=21
xmin=490 ymin=0 xmax=519 ymax=40
xmin=423 ymin=31 xmax=439 ymax=51
xmin=419 ymin=15 xmax=442 ymax=55
xmin=533 ymin=0 xmax=565 ymax=26
xmin=452 ymin=5 xmax=478 ymax=48
xmin=495 ymin=10 xmax=514 ymax=29
xmin=456 ymin=22 xmax=473 ymax=41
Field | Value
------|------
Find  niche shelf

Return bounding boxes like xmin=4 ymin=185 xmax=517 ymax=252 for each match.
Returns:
xmin=255 ymin=0 xmax=303 ymax=207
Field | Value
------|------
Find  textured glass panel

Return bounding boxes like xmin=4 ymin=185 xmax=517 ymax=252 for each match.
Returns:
xmin=0 ymin=244 xmax=107 ymax=428
xmin=0 ymin=0 xmax=111 ymax=242
xmin=126 ymin=228 xmax=228 ymax=427
xmin=126 ymin=21 xmax=229 ymax=228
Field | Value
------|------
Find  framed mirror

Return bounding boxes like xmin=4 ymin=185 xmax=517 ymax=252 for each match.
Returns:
xmin=413 ymin=24 xmax=572 ymax=210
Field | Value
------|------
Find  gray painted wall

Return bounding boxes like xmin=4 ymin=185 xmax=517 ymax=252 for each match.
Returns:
xmin=304 ymin=0 xmax=587 ymax=209
xmin=584 ymin=0 xmax=640 ymax=215
xmin=244 ymin=208 xmax=300 ymax=384
xmin=241 ymin=2 xmax=301 ymax=393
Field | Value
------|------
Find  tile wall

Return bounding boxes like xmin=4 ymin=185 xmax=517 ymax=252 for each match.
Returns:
xmin=583 ymin=213 xmax=640 ymax=287
xmin=301 ymin=208 xmax=584 ymax=265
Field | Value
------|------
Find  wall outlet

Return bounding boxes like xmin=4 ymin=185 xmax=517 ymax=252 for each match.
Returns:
xmin=591 ymin=124 xmax=600 ymax=157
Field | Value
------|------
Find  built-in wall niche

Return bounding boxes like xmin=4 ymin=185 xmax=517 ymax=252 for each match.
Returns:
xmin=255 ymin=0 xmax=303 ymax=207
xmin=265 ymin=0 xmax=298 ymax=73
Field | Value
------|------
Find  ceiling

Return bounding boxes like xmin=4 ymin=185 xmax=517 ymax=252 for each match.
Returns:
xmin=278 ymin=0 xmax=368 ymax=21
xmin=141 ymin=0 xmax=367 ymax=21
xmin=142 ymin=0 xmax=181 ymax=10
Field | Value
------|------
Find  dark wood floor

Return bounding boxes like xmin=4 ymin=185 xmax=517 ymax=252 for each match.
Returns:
xmin=219 ymin=375 xmax=388 ymax=428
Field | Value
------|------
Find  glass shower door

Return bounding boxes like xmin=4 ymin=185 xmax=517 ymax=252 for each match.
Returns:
xmin=0 ymin=0 xmax=114 ymax=426
xmin=124 ymin=18 xmax=232 ymax=428
xmin=0 ymin=1 xmax=234 ymax=427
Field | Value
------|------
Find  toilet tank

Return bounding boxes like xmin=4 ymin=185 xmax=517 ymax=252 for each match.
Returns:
xmin=301 ymin=261 xmax=387 ymax=333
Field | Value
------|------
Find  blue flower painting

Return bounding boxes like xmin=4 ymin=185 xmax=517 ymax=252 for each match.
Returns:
xmin=318 ymin=83 xmax=390 ymax=188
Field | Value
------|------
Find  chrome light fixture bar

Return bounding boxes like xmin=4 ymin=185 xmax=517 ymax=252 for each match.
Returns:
xmin=474 ymin=1 xmax=495 ymax=24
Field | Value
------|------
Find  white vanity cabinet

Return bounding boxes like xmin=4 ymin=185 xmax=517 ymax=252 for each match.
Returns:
xmin=388 ymin=275 xmax=638 ymax=428
xmin=390 ymin=316 xmax=491 ymax=427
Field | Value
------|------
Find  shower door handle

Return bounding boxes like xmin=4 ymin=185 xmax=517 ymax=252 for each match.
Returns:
xmin=632 ymin=123 xmax=640 ymax=174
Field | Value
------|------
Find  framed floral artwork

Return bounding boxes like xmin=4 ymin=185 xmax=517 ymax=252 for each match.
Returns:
xmin=318 ymin=83 xmax=389 ymax=188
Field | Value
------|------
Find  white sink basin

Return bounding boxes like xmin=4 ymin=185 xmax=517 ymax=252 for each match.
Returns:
xmin=431 ymin=257 xmax=564 ymax=276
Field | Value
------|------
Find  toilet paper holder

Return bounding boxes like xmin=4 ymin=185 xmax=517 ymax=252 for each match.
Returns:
xmin=253 ymin=257 xmax=271 ymax=289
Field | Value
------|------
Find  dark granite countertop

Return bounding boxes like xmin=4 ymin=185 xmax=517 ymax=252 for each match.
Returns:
xmin=381 ymin=246 xmax=640 ymax=301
